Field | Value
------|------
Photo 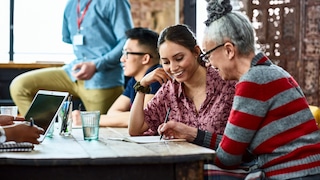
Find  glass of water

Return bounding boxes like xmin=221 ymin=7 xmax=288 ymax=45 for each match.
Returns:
xmin=80 ymin=111 xmax=100 ymax=140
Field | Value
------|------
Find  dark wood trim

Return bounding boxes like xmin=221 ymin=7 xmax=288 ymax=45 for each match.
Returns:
xmin=183 ymin=0 xmax=196 ymax=33
xmin=0 ymin=62 xmax=64 ymax=69
xmin=9 ymin=0 xmax=14 ymax=61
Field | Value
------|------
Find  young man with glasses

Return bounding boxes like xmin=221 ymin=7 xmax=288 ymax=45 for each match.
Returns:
xmin=73 ymin=27 xmax=161 ymax=127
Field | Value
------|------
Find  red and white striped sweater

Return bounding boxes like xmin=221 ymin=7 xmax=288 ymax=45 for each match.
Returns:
xmin=203 ymin=53 xmax=320 ymax=179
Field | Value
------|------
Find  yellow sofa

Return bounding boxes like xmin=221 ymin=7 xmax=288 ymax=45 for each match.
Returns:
xmin=309 ymin=105 xmax=320 ymax=129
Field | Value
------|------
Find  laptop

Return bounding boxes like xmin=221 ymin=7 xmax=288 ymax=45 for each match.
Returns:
xmin=24 ymin=90 xmax=69 ymax=142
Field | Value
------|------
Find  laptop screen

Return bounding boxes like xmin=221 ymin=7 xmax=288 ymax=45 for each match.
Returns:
xmin=24 ymin=90 xmax=69 ymax=142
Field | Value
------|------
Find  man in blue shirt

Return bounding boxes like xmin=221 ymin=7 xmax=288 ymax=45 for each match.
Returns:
xmin=10 ymin=0 xmax=134 ymax=116
xmin=72 ymin=27 xmax=162 ymax=127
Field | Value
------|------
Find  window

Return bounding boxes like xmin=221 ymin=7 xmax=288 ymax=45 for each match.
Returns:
xmin=0 ymin=1 xmax=10 ymax=61
xmin=0 ymin=0 xmax=74 ymax=63
xmin=196 ymin=0 xmax=207 ymax=49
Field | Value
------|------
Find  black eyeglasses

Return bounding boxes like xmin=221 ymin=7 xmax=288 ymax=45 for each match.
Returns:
xmin=200 ymin=43 xmax=226 ymax=63
xmin=122 ymin=50 xmax=153 ymax=59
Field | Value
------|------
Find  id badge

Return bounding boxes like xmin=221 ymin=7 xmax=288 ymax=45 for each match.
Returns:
xmin=73 ymin=34 xmax=84 ymax=45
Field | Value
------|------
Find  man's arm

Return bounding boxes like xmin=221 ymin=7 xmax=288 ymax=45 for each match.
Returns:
xmin=101 ymin=94 xmax=156 ymax=127
xmin=100 ymin=95 xmax=131 ymax=127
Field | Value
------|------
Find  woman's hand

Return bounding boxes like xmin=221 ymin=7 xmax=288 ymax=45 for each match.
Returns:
xmin=158 ymin=121 xmax=198 ymax=142
xmin=140 ymin=68 xmax=172 ymax=87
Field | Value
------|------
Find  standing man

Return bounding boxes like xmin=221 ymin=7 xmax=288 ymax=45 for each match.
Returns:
xmin=10 ymin=0 xmax=134 ymax=116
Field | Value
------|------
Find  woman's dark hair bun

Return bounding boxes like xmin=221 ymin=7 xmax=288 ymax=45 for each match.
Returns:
xmin=204 ymin=0 xmax=233 ymax=26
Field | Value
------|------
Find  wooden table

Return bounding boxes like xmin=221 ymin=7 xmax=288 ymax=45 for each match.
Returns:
xmin=0 ymin=127 xmax=215 ymax=180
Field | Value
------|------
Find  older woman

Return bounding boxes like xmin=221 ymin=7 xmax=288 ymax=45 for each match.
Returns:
xmin=159 ymin=0 xmax=320 ymax=179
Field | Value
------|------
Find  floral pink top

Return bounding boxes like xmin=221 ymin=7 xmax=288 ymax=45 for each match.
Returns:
xmin=144 ymin=67 xmax=236 ymax=135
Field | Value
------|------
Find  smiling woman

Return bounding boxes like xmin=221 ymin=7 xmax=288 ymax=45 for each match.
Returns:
xmin=128 ymin=24 xmax=237 ymax=148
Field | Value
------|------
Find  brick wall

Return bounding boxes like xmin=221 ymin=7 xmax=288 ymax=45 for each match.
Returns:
xmin=129 ymin=0 xmax=183 ymax=33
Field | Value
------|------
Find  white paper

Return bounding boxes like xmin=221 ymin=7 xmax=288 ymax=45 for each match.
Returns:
xmin=108 ymin=136 xmax=186 ymax=144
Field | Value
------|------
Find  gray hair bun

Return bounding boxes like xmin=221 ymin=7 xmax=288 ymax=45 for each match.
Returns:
xmin=205 ymin=0 xmax=233 ymax=26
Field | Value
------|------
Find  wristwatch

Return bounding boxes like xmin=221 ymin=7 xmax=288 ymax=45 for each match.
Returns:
xmin=0 ymin=126 xmax=6 ymax=143
xmin=133 ymin=81 xmax=151 ymax=94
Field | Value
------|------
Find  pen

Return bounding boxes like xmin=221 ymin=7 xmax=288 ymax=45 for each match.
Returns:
xmin=160 ymin=107 xmax=171 ymax=140
xmin=61 ymin=95 xmax=72 ymax=133
xmin=78 ymin=103 xmax=82 ymax=111
xmin=29 ymin=117 xmax=34 ymax=127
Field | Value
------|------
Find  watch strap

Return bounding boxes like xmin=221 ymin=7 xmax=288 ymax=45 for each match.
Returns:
xmin=133 ymin=81 xmax=151 ymax=94
xmin=0 ymin=126 xmax=7 ymax=143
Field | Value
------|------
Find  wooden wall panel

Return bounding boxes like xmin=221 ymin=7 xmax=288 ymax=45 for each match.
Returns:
xmin=302 ymin=0 xmax=320 ymax=105
xmin=247 ymin=0 xmax=320 ymax=106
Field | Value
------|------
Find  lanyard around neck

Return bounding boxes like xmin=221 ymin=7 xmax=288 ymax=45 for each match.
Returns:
xmin=77 ymin=0 xmax=92 ymax=31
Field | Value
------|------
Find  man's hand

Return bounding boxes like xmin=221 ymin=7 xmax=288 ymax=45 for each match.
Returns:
xmin=71 ymin=110 xmax=82 ymax=126
xmin=72 ymin=62 xmax=97 ymax=80
xmin=4 ymin=123 xmax=44 ymax=144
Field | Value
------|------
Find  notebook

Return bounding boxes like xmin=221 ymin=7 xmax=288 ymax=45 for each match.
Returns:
xmin=24 ymin=90 xmax=69 ymax=142
xmin=0 ymin=141 xmax=34 ymax=152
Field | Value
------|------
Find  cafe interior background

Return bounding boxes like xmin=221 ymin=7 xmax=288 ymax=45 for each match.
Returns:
xmin=0 ymin=0 xmax=320 ymax=106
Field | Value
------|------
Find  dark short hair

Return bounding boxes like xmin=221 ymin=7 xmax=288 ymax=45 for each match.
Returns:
xmin=125 ymin=27 xmax=159 ymax=60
